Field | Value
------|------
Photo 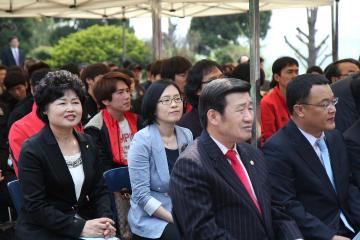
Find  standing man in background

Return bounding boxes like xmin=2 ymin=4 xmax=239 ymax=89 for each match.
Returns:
xmin=1 ymin=36 xmax=26 ymax=68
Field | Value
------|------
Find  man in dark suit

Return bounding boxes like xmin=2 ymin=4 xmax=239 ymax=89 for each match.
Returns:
xmin=170 ymin=78 xmax=302 ymax=240
xmin=263 ymin=74 xmax=360 ymax=240
xmin=1 ymin=36 xmax=26 ymax=68
xmin=344 ymin=72 xmax=360 ymax=188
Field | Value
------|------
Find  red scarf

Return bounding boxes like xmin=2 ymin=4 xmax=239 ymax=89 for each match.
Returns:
xmin=102 ymin=109 xmax=138 ymax=165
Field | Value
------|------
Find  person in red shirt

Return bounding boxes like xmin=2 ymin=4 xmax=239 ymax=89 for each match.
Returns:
xmin=260 ymin=57 xmax=299 ymax=145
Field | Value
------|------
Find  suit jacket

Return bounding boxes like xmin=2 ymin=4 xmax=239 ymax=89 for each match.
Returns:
xmin=331 ymin=77 xmax=359 ymax=133
xmin=263 ymin=120 xmax=360 ymax=240
xmin=127 ymin=124 xmax=193 ymax=238
xmin=169 ymin=130 xmax=302 ymax=240
xmin=1 ymin=47 xmax=25 ymax=67
xmin=16 ymin=125 xmax=113 ymax=240
xmin=344 ymin=119 xmax=360 ymax=188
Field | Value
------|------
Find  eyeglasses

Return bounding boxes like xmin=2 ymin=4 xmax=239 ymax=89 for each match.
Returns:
xmin=158 ymin=96 xmax=183 ymax=105
xmin=300 ymin=97 xmax=338 ymax=110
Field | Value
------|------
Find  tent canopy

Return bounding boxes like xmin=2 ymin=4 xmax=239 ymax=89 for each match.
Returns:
xmin=0 ymin=0 xmax=332 ymax=18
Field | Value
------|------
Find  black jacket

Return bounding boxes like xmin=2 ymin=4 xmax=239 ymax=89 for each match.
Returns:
xmin=1 ymin=47 xmax=25 ymax=67
xmin=16 ymin=125 xmax=113 ymax=240
xmin=263 ymin=120 xmax=360 ymax=239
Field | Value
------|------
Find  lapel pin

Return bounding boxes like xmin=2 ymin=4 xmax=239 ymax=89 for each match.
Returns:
xmin=250 ymin=160 xmax=254 ymax=166
xmin=86 ymin=144 xmax=89 ymax=148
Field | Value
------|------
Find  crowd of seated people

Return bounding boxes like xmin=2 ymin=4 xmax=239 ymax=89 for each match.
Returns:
xmin=0 ymin=49 xmax=360 ymax=240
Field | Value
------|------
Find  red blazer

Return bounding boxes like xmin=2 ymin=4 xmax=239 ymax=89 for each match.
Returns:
xmin=260 ymin=86 xmax=289 ymax=145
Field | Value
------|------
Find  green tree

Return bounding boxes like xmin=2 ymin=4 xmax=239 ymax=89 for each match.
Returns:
xmin=213 ymin=43 xmax=248 ymax=65
xmin=49 ymin=18 xmax=131 ymax=45
xmin=49 ymin=25 xmax=151 ymax=67
xmin=189 ymin=12 xmax=272 ymax=55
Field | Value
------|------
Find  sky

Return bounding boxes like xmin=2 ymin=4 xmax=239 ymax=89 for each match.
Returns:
xmin=130 ymin=0 xmax=360 ymax=73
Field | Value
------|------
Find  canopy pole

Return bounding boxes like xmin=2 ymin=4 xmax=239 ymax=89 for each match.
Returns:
xmin=249 ymin=0 xmax=260 ymax=147
xmin=122 ymin=6 xmax=126 ymax=63
xmin=152 ymin=0 xmax=162 ymax=60
xmin=331 ymin=0 xmax=339 ymax=62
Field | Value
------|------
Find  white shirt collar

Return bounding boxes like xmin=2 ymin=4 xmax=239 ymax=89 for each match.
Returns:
xmin=298 ymin=127 xmax=325 ymax=148
xmin=209 ymin=135 xmax=238 ymax=156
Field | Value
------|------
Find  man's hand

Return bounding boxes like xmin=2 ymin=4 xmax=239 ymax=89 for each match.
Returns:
xmin=331 ymin=235 xmax=351 ymax=240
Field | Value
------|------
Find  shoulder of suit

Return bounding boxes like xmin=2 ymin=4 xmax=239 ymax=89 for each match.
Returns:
xmin=238 ymin=142 xmax=262 ymax=156
xmin=262 ymin=128 xmax=288 ymax=150
xmin=84 ymin=112 xmax=103 ymax=130
xmin=179 ymin=139 xmax=202 ymax=163
xmin=343 ymin=120 xmax=360 ymax=139
xmin=325 ymin=129 xmax=343 ymax=142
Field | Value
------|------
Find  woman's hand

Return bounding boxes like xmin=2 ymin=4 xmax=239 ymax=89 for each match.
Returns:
xmin=81 ymin=218 xmax=116 ymax=238
xmin=103 ymin=221 xmax=117 ymax=239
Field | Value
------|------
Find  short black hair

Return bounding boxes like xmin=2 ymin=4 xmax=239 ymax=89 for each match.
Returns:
xmin=80 ymin=63 xmax=110 ymax=90
xmin=27 ymin=62 xmax=50 ymax=79
xmin=185 ymin=59 xmax=222 ymax=107
xmin=349 ymin=72 xmax=360 ymax=114
xmin=272 ymin=56 xmax=299 ymax=75
xmin=141 ymin=79 xmax=181 ymax=126
xmin=230 ymin=62 xmax=265 ymax=86
xmin=35 ymin=70 xmax=86 ymax=123
xmin=286 ymin=74 xmax=329 ymax=115
xmin=150 ymin=60 xmax=162 ymax=76
xmin=160 ymin=56 xmax=192 ymax=80
xmin=119 ymin=69 xmax=135 ymax=79
xmin=9 ymin=36 xmax=18 ymax=42
xmin=324 ymin=58 xmax=360 ymax=80
xmin=60 ymin=63 xmax=80 ymax=76
xmin=198 ymin=78 xmax=251 ymax=129
xmin=30 ymin=68 xmax=51 ymax=88
xmin=0 ymin=65 xmax=7 ymax=71
xmin=4 ymin=70 xmax=28 ymax=89
xmin=306 ymin=65 xmax=324 ymax=75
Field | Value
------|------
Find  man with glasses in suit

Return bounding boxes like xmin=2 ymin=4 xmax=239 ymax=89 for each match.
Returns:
xmin=263 ymin=74 xmax=360 ymax=240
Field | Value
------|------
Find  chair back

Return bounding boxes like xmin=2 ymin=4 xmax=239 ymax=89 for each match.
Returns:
xmin=7 ymin=179 xmax=24 ymax=214
xmin=103 ymin=167 xmax=131 ymax=193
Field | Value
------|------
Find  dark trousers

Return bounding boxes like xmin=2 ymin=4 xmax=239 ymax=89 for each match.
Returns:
xmin=132 ymin=223 xmax=181 ymax=240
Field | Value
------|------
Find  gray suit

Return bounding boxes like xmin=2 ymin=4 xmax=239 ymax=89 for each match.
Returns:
xmin=127 ymin=124 xmax=193 ymax=238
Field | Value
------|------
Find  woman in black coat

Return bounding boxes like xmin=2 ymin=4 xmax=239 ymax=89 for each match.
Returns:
xmin=16 ymin=70 xmax=116 ymax=239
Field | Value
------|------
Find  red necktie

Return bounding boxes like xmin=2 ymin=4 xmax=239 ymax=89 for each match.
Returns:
xmin=226 ymin=149 xmax=262 ymax=214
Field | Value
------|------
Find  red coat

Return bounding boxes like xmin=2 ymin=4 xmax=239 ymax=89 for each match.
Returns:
xmin=260 ymin=86 xmax=289 ymax=145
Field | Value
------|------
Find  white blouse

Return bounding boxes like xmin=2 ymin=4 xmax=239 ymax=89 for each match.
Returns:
xmin=64 ymin=152 xmax=84 ymax=200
